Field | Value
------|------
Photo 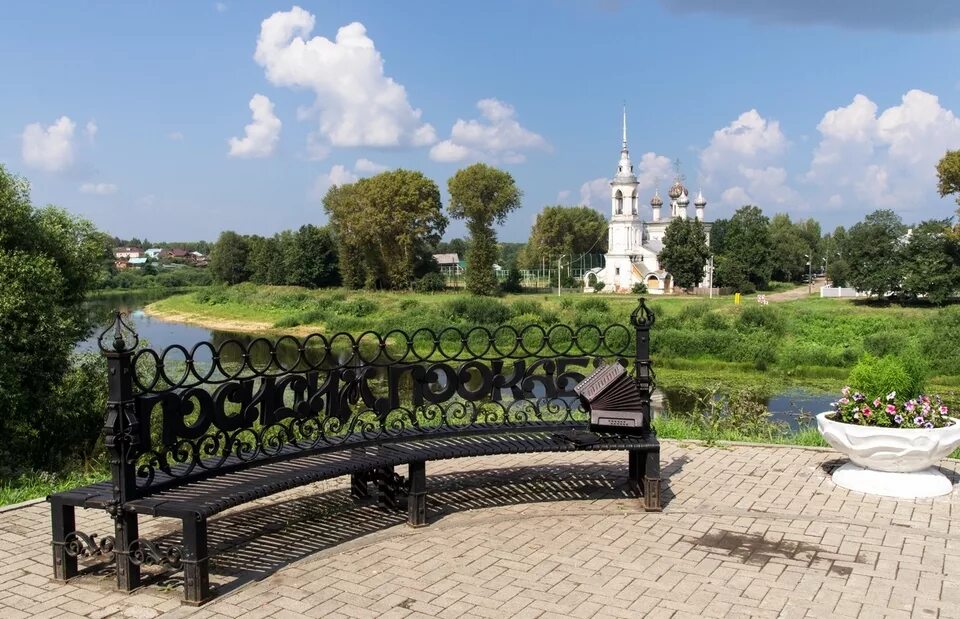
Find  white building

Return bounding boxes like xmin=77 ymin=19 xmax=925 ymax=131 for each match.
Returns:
xmin=584 ymin=110 xmax=710 ymax=294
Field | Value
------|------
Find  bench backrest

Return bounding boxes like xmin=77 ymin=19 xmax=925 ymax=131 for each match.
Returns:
xmin=98 ymin=297 xmax=655 ymax=501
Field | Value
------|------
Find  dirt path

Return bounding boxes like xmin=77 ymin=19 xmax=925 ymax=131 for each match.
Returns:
xmin=763 ymin=277 xmax=826 ymax=302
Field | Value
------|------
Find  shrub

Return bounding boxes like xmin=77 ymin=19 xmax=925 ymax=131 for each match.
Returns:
xmin=679 ymin=303 xmax=709 ymax=323
xmin=701 ymin=311 xmax=729 ymax=331
xmin=736 ymin=304 xmax=786 ymax=336
xmin=511 ymin=300 xmax=542 ymax=317
xmin=335 ymin=297 xmax=377 ymax=317
xmin=847 ymin=354 xmax=926 ymax=400
xmin=500 ymin=268 xmax=523 ymax=293
xmin=194 ymin=287 xmax=229 ymax=305
xmin=414 ymin=272 xmax=446 ymax=293
xmin=593 ymin=281 xmax=605 ymax=293
xmin=631 ymin=282 xmax=648 ymax=295
xmin=863 ymin=331 xmax=908 ymax=358
xmin=559 ymin=298 xmax=574 ymax=311
xmin=444 ymin=297 xmax=513 ymax=325
xmin=575 ymin=298 xmax=609 ymax=314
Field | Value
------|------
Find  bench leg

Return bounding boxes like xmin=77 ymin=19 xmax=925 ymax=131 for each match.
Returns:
xmin=375 ymin=466 xmax=405 ymax=511
xmin=644 ymin=450 xmax=662 ymax=512
xmin=628 ymin=451 xmax=642 ymax=493
xmin=351 ymin=472 xmax=371 ymax=500
xmin=182 ymin=516 xmax=211 ymax=606
xmin=114 ymin=511 xmax=141 ymax=592
xmin=407 ymin=461 xmax=427 ymax=528
xmin=51 ymin=502 xmax=77 ymax=581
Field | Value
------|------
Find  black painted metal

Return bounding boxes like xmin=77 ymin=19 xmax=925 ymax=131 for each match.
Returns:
xmin=50 ymin=297 xmax=660 ymax=605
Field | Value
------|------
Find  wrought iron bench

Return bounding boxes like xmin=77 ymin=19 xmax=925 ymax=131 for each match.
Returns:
xmin=49 ymin=298 xmax=661 ymax=605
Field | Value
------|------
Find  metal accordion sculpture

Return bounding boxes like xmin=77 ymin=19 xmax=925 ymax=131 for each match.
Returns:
xmin=574 ymin=362 xmax=646 ymax=434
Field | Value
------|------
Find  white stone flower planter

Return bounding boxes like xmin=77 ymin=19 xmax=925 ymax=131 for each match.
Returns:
xmin=816 ymin=412 xmax=960 ymax=498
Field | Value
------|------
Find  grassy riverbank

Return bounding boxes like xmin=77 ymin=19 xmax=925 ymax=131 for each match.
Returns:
xmin=146 ymin=284 xmax=960 ymax=398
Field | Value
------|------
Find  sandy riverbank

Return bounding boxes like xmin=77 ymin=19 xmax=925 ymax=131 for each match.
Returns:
xmin=141 ymin=303 xmax=316 ymax=336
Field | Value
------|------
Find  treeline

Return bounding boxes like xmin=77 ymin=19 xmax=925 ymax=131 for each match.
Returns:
xmin=209 ymin=225 xmax=340 ymax=289
xmin=209 ymin=164 xmax=524 ymax=296
xmin=709 ymin=206 xmax=822 ymax=292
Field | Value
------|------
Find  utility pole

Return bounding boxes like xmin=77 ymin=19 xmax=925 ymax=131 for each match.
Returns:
xmin=558 ymin=254 xmax=566 ymax=297
xmin=707 ymin=256 xmax=714 ymax=299
xmin=804 ymin=253 xmax=812 ymax=294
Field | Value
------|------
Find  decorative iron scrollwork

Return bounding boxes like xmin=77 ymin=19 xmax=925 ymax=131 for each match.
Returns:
xmin=629 ymin=296 xmax=655 ymax=329
xmin=97 ymin=311 xmax=139 ymax=353
xmin=63 ymin=531 xmax=116 ymax=558
xmin=128 ymin=538 xmax=184 ymax=569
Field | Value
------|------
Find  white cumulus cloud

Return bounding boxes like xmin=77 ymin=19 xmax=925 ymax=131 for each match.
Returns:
xmin=700 ymin=109 xmax=796 ymax=209
xmin=806 ymin=89 xmax=960 ymax=210
xmin=79 ymin=182 xmax=118 ymax=195
xmin=429 ymin=98 xmax=549 ymax=163
xmin=254 ymin=7 xmax=435 ymax=149
xmin=311 ymin=164 xmax=359 ymax=200
xmin=85 ymin=120 xmax=98 ymax=142
xmin=354 ymin=157 xmax=388 ymax=173
xmin=21 ymin=116 xmax=76 ymax=172
xmin=228 ymin=94 xmax=282 ymax=158
xmin=169 ymin=131 xmax=185 ymax=141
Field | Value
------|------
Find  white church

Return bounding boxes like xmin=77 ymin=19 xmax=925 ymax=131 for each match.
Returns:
xmin=584 ymin=111 xmax=711 ymax=294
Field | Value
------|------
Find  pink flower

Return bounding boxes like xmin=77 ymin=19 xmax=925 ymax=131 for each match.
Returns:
xmin=886 ymin=404 xmax=896 ymax=414
xmin=839 ymin=397 xmax=849 ymax=405
xmin=863 ymin=406 xmax=872 ymax=417
xmin=873 ymin=399 xmax=881 ymax=408
xmin=842 ymin=386 xmax=851 ymax=396
xmin=906 ymin=401 xmax=916 ymax=412
xmin=940 ymin=405 xmax=949 ymax=415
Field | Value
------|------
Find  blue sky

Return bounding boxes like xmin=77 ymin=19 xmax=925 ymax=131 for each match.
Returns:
xmin=2 ymin=1 xmax=960 ymax=242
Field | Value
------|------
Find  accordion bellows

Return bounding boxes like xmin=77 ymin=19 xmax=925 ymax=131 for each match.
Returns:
xmin=574 ymin=363 xmax=646 ymax=434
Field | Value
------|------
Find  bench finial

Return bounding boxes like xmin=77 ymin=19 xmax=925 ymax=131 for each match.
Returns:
xmin=97 ymin=310 xmax=139 ymax=353
xmin=629 ymin=296 xmax=655 ymax=328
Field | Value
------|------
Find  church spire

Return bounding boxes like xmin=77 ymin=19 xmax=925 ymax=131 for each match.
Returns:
xmin=622 ymin=103 xmax=628 ymax=151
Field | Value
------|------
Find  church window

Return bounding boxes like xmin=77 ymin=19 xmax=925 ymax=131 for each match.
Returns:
xmin=615 ymin=190 xmax=623 ymax=215
xmin=615 ymin=267 xmax=620 ymax=275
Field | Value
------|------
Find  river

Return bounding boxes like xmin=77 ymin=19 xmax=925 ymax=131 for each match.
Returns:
xmin=81 ymin=291 xmax=833 ymax=429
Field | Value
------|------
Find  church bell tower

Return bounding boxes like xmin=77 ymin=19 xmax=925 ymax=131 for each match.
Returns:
xmin=608 ymin=106 xmax=642 ymax=255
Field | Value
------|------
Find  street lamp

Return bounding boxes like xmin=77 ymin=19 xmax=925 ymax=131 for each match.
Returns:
xmin=557 ymin=254 xmax=566 ymax=297
xmin=803 ymin=253 xmax=812 ymax=294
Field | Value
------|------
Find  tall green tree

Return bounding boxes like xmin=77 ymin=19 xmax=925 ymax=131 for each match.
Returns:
xmin=768 ymin=213 xmax=812 ymax=283
xmin=522 ymin=205 xmax=607 ymax=269
xmin=901 ymin=219 xmax=960 ymax=304
xmin=846 ymin=209 xmax=907 ymax=298
xmin=937 ymin=150 xmax=960 ymax=206
xmin=0 ymin=166 xmax=106 ymax=468
xmin=657 ymin=217 xmax=710 ymax=289
xmin=720 ymin=205 xmax=773 ymax=289
xmin=286 ymin=225 xmax=340 ymax=288
xmin=325 ymin=170 xmax=446 ymax=289
xmin=210 ymin=230 xmax=251 ymax=284
xmin=447 ymin=164 xmax=522 ymax=296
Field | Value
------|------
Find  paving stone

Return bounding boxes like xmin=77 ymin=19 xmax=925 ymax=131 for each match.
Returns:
xmin=2 ymin=444 xmax=959 ymax=616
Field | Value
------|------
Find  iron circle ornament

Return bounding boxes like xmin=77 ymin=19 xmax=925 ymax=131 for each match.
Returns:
xmin=601 ymin=323 xmax=632 ymax=356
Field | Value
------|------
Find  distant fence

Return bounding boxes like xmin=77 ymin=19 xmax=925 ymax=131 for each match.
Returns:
xmin=821 ymin=286 xmax=863 ymax=298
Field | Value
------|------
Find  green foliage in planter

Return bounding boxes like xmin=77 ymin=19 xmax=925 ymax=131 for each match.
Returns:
xmin=848 ymin=354 xmax=926 ymax=400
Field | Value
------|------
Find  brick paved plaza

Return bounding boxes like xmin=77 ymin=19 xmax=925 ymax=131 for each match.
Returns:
xmin=2 ymin=442 xmax=959 ymax=618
